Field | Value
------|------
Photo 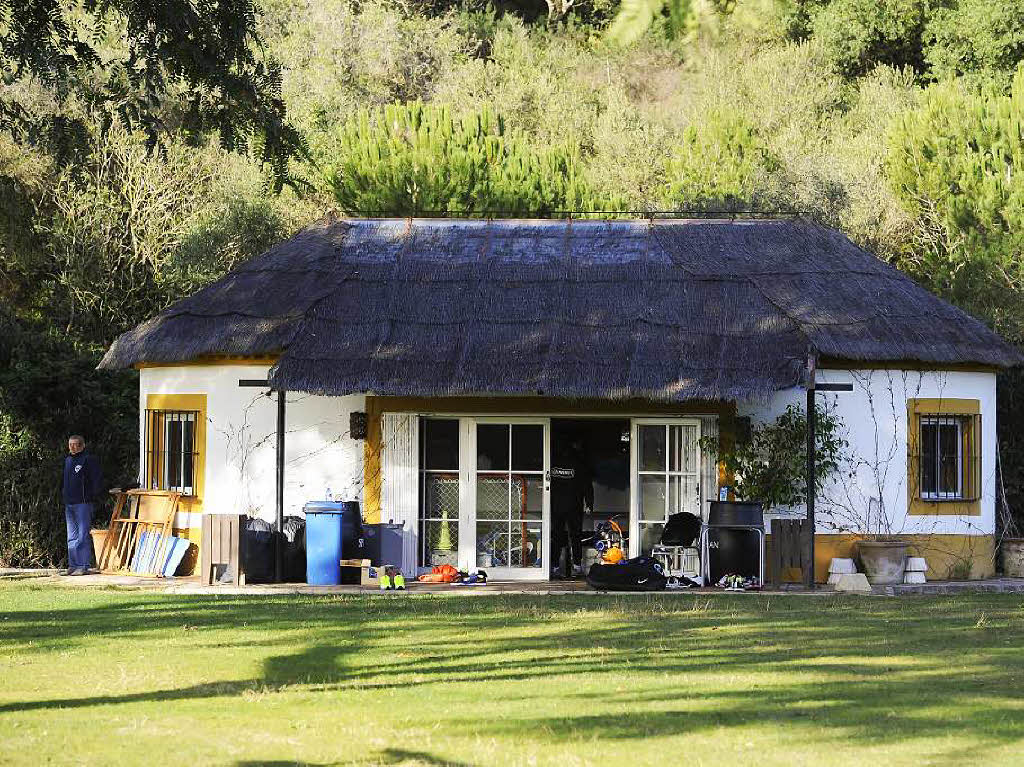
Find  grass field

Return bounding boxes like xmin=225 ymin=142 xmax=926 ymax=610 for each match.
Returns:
xmin=2 ymin=583 xmax=1024 ymax=766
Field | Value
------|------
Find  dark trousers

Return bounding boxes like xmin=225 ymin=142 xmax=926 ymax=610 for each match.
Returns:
xmin=65 ymin=503 xmax=94 ymax=569
xmin=551 ymin=509 xmax=584 ymax=574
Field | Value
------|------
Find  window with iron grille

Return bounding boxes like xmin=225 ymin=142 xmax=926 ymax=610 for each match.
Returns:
xmin=144 ymin=409 xmax=200 ymax=495
xmin=913 ymin=413 xmax=981 ymax=502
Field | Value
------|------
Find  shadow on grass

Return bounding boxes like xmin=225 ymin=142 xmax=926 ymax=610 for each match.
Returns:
xmin=235 ymin=749 xmax=475 ymax=767
xmin=3 ymin=589 xmax=1024 ymax=758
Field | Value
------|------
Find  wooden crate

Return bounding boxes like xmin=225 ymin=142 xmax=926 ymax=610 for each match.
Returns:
xmin=200 ymin=514 xmax=245 ymax=585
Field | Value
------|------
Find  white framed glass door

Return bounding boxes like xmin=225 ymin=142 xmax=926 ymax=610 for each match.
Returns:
xmin=465 ymin=418 xmax=550 ymax=580
xmin=630 ymin=419 xmax=701 ymax=557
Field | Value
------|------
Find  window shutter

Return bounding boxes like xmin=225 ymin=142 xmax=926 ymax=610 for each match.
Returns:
xmin=381 ymin=413 xmax=420 ymax=574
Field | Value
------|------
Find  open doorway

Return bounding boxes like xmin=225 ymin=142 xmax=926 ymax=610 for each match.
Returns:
xmin=550 ymin=418 xmax=630 ymax=578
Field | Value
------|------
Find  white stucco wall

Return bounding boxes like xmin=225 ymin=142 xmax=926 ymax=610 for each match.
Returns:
xmin=140 ymin=365 xmax=365 ymax=526
xmin=739 ymin=369 xmax=998 ymax=537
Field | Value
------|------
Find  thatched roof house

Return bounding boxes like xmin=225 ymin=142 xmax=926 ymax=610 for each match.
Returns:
xmin=100 ymin=217 xmax=1021 ymax=396
xmin=106 ymin=218 xmax=1020 ymax=585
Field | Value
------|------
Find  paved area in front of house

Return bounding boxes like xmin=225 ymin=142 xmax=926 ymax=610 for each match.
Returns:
xmin=6 ymin=568 xmax=1024 ymax=596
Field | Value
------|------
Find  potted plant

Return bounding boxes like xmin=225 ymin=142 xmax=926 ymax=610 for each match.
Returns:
xmin=702 ymin=404 xmax=846 ymax=513
xmin=701 ymin=403 xmax=847 ymax=580
xmin=856 ymin=536 xmax=910 ymax=585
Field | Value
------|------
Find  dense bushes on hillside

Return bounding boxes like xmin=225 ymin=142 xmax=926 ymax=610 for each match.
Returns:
xmin=3 ymin=0 xmax=1024 ymax=564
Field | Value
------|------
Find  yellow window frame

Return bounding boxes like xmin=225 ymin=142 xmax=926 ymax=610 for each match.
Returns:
xmin=907 ymin=398 xmax=981 ymax=516
xmin=145 ymin=393 xmax=207 ymax=513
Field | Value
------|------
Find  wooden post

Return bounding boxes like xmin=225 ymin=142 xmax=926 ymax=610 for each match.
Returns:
xmin=804 ymin=354 xmax=816 ymax=588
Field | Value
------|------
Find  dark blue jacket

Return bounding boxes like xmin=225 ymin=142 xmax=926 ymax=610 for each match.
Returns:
xmin=62 ymin=452 xmax=104 ymax=505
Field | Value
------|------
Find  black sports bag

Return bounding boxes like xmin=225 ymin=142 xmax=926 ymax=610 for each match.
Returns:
xmin=586 ymin=558 xmax=668 ymax=592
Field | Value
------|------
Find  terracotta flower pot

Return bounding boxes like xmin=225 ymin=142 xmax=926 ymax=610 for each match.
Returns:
xmin=1002 ymin=538 xmax=1024 ymax=578
xmin=857 ymin=539 xmax=909 ymax=585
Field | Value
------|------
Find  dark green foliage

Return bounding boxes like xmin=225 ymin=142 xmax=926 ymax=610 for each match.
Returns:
xmin=0 ymin=311 xmax=137 ymax=566
xmin=885 ymin=69 xmax=1024 ymax=339
xmin=809 ymin=0 xmax=933 ymax=78
xmin=701 ymin=404 xmax=846 ymax=511
xmin=328 ymin=102 xmax=618 ymax=215
xmin=0 ymin=0 xmax=301 ymax=183
xmin=927 ymin=0 xmax=1024 ymax=87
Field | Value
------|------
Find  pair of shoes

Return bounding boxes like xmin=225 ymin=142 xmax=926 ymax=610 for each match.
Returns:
xmin=69 ymin=567 xmax=89 ymax=576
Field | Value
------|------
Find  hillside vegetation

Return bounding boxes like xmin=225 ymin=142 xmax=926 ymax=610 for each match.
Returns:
xmin=2 ymin=0 xmax=1023 ymax=563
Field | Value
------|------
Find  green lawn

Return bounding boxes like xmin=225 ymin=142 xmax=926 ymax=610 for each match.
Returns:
xmin=2 ymin=584 xmax=1024 ymax=766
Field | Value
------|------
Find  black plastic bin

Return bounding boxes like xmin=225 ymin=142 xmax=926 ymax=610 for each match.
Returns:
xmin=241 ymin=517 xmax=275 ymax=583
xmin=281 ymin=515 xmax=306 ymax=582
xmin=705 ymin=527 xmax=763 ymax=584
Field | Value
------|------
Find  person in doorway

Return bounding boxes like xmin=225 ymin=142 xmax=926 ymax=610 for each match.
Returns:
xmin=549 ymin=436 xmax=593 ymax=579
xmin=62 ymin=435 xmax=103 ymax=575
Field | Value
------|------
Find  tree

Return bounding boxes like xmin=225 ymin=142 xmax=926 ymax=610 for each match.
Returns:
xmin=0 ymin=0 xmax=301 ymax=181
xmin=327 ymin=101 xmax=618 ymax=215
xmin=885 ymin=67 xmax=1024 ymax=328
xmin=926 ymin=0 xmax=1024 ymax=87
xmin=662 ymin=108 xmax=777 ymax=209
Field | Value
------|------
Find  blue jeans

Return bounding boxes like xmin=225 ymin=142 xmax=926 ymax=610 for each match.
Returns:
xmin=65 ymin=503 xmax=94 ymax=570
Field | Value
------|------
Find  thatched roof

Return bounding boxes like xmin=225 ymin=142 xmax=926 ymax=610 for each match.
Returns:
xmin=100 ymin=218 xmax=1022 ymax=401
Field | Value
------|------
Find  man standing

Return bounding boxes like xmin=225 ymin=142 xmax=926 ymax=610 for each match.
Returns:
xmin=549 ymin=436 xmax=593 ymax=579
xmin=62 ymin=435 xmax=103 ymax=575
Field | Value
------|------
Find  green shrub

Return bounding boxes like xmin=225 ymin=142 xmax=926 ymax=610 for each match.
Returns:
xmin=326 ymin=101 xmax=617 ymax=214
xmin=662 ymin=107 xmax=778 ymax=209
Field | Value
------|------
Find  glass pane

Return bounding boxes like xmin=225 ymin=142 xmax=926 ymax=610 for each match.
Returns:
xmin=639 ymin=425 xmax=666 ymax=471
xmin=423 ymin=474 xmax=459 ymax=519
xmin=669 ymin=424 xmax=698 ymax=473
xmin=511 ymin=424 xmax=544 ymax=471
xmin=638 ymin=523 xmax=664 ymax=556
xmin=182 ymin=420 xmax=194 ymax=490
xmin=920 ymin=422 xmax=937 ymax=495
xmin=422 ymin=473 xmax=459 ymax=568
xmin=524 ymin=475 xmax=543 ymax=519
xmin=477 ymin=424 xmax=509 ymax=470
xmin=939 ymin=422 xmax=960 ymax=495
xmin=507 ymin=523 xmax=542 ymax=567
xmin=422 ymin=520 xmax=459 ymax=567
xmin=476 ymin=475 xmax=510 ymax=520
xmin=668 ymin=475 xmax=700 ymax=516
xmin=166 ymin=420 xmax=182 ymax=489
xmin=640 ymin=475 xmax=666 ymax=522
xmin=423 ymin=419 xmax=459 ymax=470
xmin=477 ymin=521 xmax=509 ymax=567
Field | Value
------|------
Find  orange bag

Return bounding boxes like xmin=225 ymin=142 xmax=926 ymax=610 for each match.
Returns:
xmin=417 ymin=564 xmax=460 ymax=583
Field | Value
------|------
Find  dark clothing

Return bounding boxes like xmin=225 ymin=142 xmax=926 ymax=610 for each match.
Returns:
xmin=62 ymin=452 xmax=103 ymax=505
xmin=550 ymin=449 xmax=592 ymax=573
xmin=65 ymin=503 xmax=94 ymax=569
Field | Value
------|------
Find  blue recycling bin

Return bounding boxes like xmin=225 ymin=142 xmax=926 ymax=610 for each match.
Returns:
xmin=304 ymin=501 xmax=349 ymax=585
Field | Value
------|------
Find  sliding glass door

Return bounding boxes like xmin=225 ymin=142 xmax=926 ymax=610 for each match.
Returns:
xmin=630 ymin=419 xmax=702 ymax=556
xmin=470 ymin=419 xmax=550 ymax=580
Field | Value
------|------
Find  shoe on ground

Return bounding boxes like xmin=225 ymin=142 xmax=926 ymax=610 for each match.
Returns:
xmin=64 ymin=568 xmax=76 ymax=576
xmin=70 ymin=567 xmax=89 ymax=576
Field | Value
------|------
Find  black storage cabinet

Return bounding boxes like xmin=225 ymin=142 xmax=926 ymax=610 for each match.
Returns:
xmin=702 ymin=501 xmax=765 ymax=585
xmin=362 ymin=523 xmax=404 ymax=566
